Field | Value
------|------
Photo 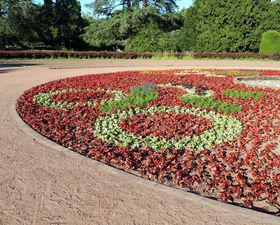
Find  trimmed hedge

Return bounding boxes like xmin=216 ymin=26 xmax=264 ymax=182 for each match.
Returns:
xmin=0 ymin=50 xmax=279 ymax=60
xmin=0 ymin=51 xmax=154 ymax=59
xmin=260 ymin=30 xmax=280 ymax=54
xmin=193 ymin=52 xmax=280 ymax=60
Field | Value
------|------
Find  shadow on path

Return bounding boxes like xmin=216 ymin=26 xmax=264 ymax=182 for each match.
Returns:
xmin=0 ymin=68 xmax=17 ymax=74
xmin=0 ymin=62 xmax=41 ymax=74
xmin=0 ymin=62 xmax=40 ymax=68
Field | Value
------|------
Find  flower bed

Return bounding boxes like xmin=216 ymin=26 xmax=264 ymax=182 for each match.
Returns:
xmin=16 ymin=69 xmax=280 ymax=215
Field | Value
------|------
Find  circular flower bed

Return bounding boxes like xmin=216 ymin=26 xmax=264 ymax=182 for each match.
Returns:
xmin=16 ymin=69 xmax=280 ymax=215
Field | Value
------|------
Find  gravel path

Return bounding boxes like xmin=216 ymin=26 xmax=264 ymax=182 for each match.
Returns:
xmin=0 ymin=60 xmax=279 ymax=225
xmin=1 ymin=58 xmax=280 ymax=70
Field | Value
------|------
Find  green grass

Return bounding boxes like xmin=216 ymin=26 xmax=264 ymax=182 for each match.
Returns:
xmin=222 ymin=89 xmax=265 ymax=99
xmin=182 ymin=95 xmax=242 ymax=114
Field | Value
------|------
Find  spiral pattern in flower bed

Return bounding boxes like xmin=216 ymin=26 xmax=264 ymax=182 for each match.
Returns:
xmin=16 ymin=69 xmax=280 ymax=215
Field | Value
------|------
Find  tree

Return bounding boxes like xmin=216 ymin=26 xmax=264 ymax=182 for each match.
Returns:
xmin=54 ymin=0 xmax=86 ymax=49
xmin=89 ymin=0 xmax=133 ymax=16
xmin=191 ymin=0 xmax=274 ymax=52
xmin=125 ymin=22 xmax=181 ymax=52
xmin=125 ymin=22 xmax=164 ymax=52
xmin=0 ymin=0 xmax=42 ymax=49
xmin=82 ymin=5 xmax=183 ymax=50
xmin=152 ymin=0 xmax=178 ymax=13
xmin=82 ymin=18 xmax=119 ymax=49
xmin=264 ymin=0 xmax=280 ymax=32
xmin=88 ymin=0 xmax=178 ymax=16
xmin=176 ymin=6 xmax=197 ymax=51
xmin=40 ymin=0 xmax=55 ymax=46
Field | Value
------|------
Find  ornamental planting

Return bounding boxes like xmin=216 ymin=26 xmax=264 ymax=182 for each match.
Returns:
xmin=16 ymin=69 xmax=280 ymax=215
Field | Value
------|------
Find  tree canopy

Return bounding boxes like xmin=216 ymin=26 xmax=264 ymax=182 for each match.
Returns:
xmin=0 ymin=0 xmax=87 ymax=50
xmin=0 ymin=0 xmax=279 ymax=52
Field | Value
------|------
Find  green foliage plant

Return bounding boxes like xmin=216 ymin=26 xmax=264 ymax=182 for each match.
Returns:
xmin=260 ymin=30 xmax=280 ymax=54
xmin=221 ymin=89 xmax=265 ymax=100
xmin=181 ymin=95 xmax=242 ymax=114
xmin=215 ymin=70 xmax=261 ymax=76
xmin=99 ymin=84 xmax=158 ymax=113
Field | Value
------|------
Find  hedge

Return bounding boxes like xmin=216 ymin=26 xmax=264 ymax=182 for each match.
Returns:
xmin=192 ymin=52 xmax=280 ymax=60
xmin=0 ymin=50 xmax=279 ymax=60
xmin=260 ymin=30 xmax=280 ymax=54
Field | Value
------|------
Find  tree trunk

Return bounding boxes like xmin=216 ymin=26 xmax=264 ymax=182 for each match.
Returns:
xmin=142 ymin=0 xmax=148 ymax=7
xmin=127 ymin=0 xmax=131 ymax=10
xmin=133 ymin=0 xmax=140 ymax=8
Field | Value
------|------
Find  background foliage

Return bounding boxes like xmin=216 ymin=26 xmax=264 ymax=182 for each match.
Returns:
xmin=0 ymin=0 xmax=279 ymax=53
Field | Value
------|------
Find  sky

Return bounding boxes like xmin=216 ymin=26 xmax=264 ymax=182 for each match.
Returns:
xmin=34 ymin=0 xmax=193 ymax=13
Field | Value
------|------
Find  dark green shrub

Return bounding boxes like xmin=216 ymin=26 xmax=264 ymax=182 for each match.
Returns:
xmin=260 ymin=30 xmax=280 ymax=54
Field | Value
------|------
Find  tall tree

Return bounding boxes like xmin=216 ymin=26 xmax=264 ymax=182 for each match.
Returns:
xmin=89 ymin=0 xmax=178 ymax=16
xmin=142 ymin=0 xmax=147 ymax=7
xmin=264 ymin=0 xmax=280 ymax=31
xmin=89 ymin=0 xmax=132 ymax=16
xmin=54 ymin=0 xmax=86 ymax=49
xmin=40 ymin=0 xmax=55 ymax=46
xmin=152 ymin=0 xmax=178 ymax=12
xmin=191 ymin=0 xmax=273 ymax=52
xmin=0 ymin=0 xmax=42 ymax=49
xmin=82 ymin=4 xmax=183 ymax=49
xmin=176 ymin=6 xmax=197 ymax=51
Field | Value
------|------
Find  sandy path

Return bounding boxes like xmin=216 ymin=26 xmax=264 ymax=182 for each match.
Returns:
xmin=0 ymin=60 xmax=279 ymax=225
xmin=1 ymin=58 xmax=280 ymax=70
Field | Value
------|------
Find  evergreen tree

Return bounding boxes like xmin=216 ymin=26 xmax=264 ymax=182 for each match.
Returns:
xmin=54 ymin=0 xmax=86 ymax=49
xmin=152 ymin=0 xmax=178 ymax=13
xmin=40 ymin=0 xmax=55 ymax=46
xmin=176 ymin=6 xmax=197 ymax=51
xmin=89 ymin=0 xmax=178 ymax=16
xmin=0 ymin=0 xmax=42 ymax=49
xmin=83 ymin=5 xmax=182 ymax=50
xmin=192 ymin=0 xmax=274 ymax=52
xmin=84 ymin=0 xmax=182 ymax=49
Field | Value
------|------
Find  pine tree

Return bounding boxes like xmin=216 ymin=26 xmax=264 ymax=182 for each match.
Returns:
xmin=89 ymin=0 xmax=178 ymax=16
xmin=41 ymin=0 xmax=55 ymax=46
xmin=54 ymin=0 xmax=85 ymax=49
